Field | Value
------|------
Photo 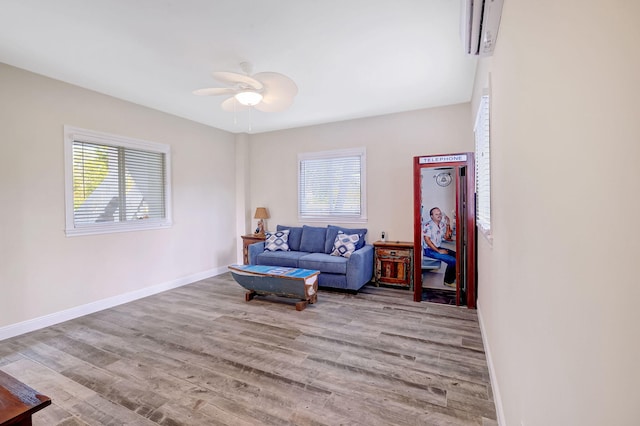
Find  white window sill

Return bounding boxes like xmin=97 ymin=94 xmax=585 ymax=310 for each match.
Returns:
xmin=65 ymin=220 xmax=172 ymax=237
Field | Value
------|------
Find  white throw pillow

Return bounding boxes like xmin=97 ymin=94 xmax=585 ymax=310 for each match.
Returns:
xmin=264 ymin=230 xmax=290 ymax=251
xmin=330 ymin=231 xmax=359 ymax=258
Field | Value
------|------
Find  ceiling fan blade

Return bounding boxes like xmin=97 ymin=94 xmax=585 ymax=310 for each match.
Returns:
xmin=253 ymin=72 xmax=298 ymax=97
xmin=254 ymin=95 xmax=295 ymax=112
xmin=192 ymin=87 xmax=237 ymax=96
xmin=221 ymin=96 xmax=251 ymax=112
xmin=252 ymin=72 xmax=298 ymax=112
xmin=212 ymin=71 xmax=263 ymax=90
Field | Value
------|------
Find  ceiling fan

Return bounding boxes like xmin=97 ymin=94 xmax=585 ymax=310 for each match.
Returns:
xmin=193 ymin=62 xmax=298 ymax=112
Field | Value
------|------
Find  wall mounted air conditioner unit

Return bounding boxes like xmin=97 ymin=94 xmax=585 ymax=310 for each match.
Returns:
xmin=462 ymin=0 xmax=505 ymax=56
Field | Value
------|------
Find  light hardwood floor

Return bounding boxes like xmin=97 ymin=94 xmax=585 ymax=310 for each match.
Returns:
xmin=0 ymin=273 xmax=497 ymax=425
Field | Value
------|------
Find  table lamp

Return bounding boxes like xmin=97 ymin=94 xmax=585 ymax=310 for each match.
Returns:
xmin=253 ymin=207 xmax=269 ymax=236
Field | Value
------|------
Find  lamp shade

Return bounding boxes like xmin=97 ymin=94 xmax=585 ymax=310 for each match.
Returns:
xmin=254 ymin=207 xmax=269 ymax=219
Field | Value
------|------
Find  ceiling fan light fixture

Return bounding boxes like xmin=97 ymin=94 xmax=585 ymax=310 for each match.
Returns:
xmin=235 ymin=90 xmax=263 ymax=106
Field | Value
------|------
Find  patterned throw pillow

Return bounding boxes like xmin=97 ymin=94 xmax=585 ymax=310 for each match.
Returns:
xmin=264 ymin=230 xmax=290 ymax=251
xmin=330 ymin=231 xmax=360 ymax=258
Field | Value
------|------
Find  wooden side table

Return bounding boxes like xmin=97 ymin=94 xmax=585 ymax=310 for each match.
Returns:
xmin=0 ymin=370 xmax=51 ymax=426
xmin=241 ymin=234 xmax=266 ymax=264
xmin=373 ymin=241 xmax=414 ymax=289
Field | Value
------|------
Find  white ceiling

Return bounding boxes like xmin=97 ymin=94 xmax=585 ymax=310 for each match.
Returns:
xmin=0 ymin=0 xmax=477 ymax=134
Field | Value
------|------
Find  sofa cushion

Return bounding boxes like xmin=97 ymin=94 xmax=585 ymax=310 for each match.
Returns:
xmin=276 ymin=225 xmax=303 ymax=251
xmin=264 ymin=230 xmax=290 ymax=251
xmin=330 ymin=231 xmax=359 ymax=258
xmin=299 ymin=225 xmax=327 ymax=253
xmin=324 ymin=225 xmax=368 ymax=253
xmin=256 ymin=250 xmax=309 ymax=268
xmin=298 ymin=253 xmax=348 ymax=275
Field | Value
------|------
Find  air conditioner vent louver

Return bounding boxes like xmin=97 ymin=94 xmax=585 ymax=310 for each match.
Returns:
xmin=461 ymin=0 xmax=504 ymax=56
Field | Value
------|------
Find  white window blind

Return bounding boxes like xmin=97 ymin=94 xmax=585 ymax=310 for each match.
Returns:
xmin=64 ymin=126 xmax=172 ymax=236
xmin=475 ymin=94 xmax=491 ymax=234
xmin=298 ymin=148 xmax=366 ymax=222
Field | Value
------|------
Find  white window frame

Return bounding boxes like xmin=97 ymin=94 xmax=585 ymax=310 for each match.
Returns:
xmin=64 ymin=126 xmax=172 ymax=236
xmin=474 ymin=94 xmax=492 ymax=241
xmin=298 ymin=147 xmax=367 ymax=223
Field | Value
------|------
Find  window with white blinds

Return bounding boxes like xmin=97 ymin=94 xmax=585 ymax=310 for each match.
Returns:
xmin=474 ymin=95 xmax=491 ymax=235
xmin=64 ymin=126 xmax=172 ymax=236
xmin=298 ymin=148 xmax=367 ymax=222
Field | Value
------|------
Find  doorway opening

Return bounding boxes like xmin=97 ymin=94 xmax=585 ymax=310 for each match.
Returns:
xmin=413 ymin=153 xmax=477 ymax=308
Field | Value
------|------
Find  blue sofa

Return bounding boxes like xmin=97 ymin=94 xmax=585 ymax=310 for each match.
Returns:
xmin=248 ymin=224 xmax=374 ymax=292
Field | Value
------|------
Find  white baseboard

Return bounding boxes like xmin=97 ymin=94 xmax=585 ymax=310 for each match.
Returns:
xmin=0 ymin=266 xmax=229 ymax=341
xmin=477 ymin=300 xmax=506 ymax=426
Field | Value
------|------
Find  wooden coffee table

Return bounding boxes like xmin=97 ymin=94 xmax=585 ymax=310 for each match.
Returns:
xmin=228 ymin=264 xmax=319 ymax=311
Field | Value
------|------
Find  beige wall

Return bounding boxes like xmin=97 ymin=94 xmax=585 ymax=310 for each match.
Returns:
xmin=246 ymin=104 xmax=473 ymax=243
xmin=0 ymin=63 xmax=236 ymax=331
xmin=473 ymin=1 xmax=640 ymax=425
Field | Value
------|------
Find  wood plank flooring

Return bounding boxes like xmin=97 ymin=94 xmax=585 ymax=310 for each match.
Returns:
xmin=0 ymin=273 xmax=497 ymax=425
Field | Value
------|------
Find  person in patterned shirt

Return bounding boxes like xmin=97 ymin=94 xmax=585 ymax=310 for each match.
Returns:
xmin=423 ymin=207 xmax=456 ymax=287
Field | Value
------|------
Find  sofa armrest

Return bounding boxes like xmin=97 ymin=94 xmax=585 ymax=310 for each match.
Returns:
xmin=248 ymin=241 xmax=265 ymax=265
xmin=346 ymin=244 xmax=374 ymax=288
